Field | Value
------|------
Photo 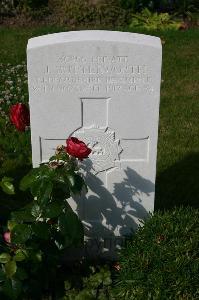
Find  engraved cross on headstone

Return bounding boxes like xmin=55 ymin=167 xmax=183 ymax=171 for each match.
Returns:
xmin=73 ymin=97 xmax=149 ymax=178
xmin=38 ymin=96 xmax=150 ymax=239
xmin=39 ymin=96 xmax=149 ymax=185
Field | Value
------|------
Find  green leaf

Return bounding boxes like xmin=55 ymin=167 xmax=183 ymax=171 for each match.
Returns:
xmin=19 ymin=168 xmax=39 ymax=191
xmin=69 ymin=173 xmax=85 ymax=195
xmin=5 ymin=261 xmax=17 ymax=278
xmin=52 ymin=182 xmax=70 ymax=200
xmin=11 ymin=210 xmax=35 ymax=223
xmin=49 ymin=155 xmax=57 ymax=162
xmin=27 ymin=165 xmax=54 ymax=200
xmin=2 ymin=177 xmax=14 ymax=182
xmin=11 ymin=203 xmax=35 ymax=222
xmin=10 ymin=279 xmax=22 ymax=297
xmin=54 ymin=171 xmax=65 ymax=184
xmin=14 ymin=249 xmax=28 ymax=262
xmin=0 ymin=253 xmax=11 ymax=264
xmin=31 ymin=204 xmax=42 ymax=218
xmin=31 ymin=179 xmax=53 ymax=203
xmin=58 ymin=210 xmax=84 ymax=247
xmin=31 ymin=223 xmax=49 ymax=240
xmin=54 ymin=234 xmax=65 ymax=250
xmin=29 ymin=250 xmax=43 ymax=262
xmin=43 ymin=201 xmax=63 ymax=218
xmin=39 ymin=180 xmax=53 ymax=204
xmin=0 ymin=179 xmax=15 ymax=195
xmin=75 ymin=290 xmax=95 ymax=300
xmin=59 ymin=153 xmax=70 ymax=161
xmin=2 ymin=278 xmax=22 ymax=299
xmin=0 ymin=268 xmax=6 ymax=281
xmin=29 ymin=179 xmax=43 ymax=197
xmin=11 ymin=224 xmax=31 ymax=244
xmin=15 ymin=267 xmax=28 ymax=280
xmin=7 ymin=220 xmax=17 ymax=231
xmin=67 ymin=173 xmax=75 ymax=187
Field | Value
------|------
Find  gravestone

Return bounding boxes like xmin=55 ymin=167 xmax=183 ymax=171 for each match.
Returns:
xmin=27 ymin=30 xmax=162 ymax=257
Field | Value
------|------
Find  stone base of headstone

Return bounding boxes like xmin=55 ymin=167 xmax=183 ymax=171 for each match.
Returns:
xmin=63 ymin=236 xmax=132 ymax=261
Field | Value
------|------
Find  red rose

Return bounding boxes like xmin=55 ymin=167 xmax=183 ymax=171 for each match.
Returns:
xmin=66 ymin=137 xmax=91 ymax=160
xmin=3 ymin=231 xmax=11 ymax=243
xmin=9 ymin=103 xmax=30 ymax=131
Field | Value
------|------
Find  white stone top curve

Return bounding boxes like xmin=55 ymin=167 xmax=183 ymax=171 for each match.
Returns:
xmin=27 ymin=30 xmax=161 ymax=50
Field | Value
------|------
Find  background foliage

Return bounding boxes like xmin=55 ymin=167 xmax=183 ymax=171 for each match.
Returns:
xmin=129 ymin=8 xmax=181 ymax=30
xmin=0 ymin=0 xmax=198 ymax=28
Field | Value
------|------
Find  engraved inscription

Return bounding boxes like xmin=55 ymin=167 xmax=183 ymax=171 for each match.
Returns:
xmin=30 ymin=55 xmax=154 ymax=94
xmin=73 ymin=127 xmax=122 ymax=174
xmin=87 ymin=141 xmax=105 ymax=156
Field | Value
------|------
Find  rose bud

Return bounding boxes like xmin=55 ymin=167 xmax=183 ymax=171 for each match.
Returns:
xmin=3 ymin=231 xmax=11 ymax=243
xmin=9 ymin=103 xmax=30 ymax=132
xmin=55 ymin=145 xmax=65 ymax=155
xmin=47 ymin=219 xmax=56 ymax=225
xmin=66 ymin=137 xmax=91 ymax=160
xmin=113 ymin=262 xmax=121 ymax=271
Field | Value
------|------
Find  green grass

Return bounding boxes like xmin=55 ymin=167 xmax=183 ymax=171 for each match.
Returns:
xmin=113 ymin=207 xmax=199 ymax=300
xmin=154 ymin=29 xmax=199 ymax=210
xmin=0 ymin=27 xmax=198 ymax=213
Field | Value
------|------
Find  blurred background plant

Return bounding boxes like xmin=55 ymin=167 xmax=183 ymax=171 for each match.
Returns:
xmin=0 ymin=0 xmax=198 ymax=28
xmin=47 ymin=0 xmax=130 ymax=28
xmin=0 ymin=62 xmax=31 ymax=222
xmin=129 ymin=8 xmax=181 ymax=30
xmin=0 ymin=0 xmax=16 ymax=16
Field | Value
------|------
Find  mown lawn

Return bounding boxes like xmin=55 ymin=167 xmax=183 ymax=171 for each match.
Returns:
xmin=0 ymin=27 xmax=198 ymax=213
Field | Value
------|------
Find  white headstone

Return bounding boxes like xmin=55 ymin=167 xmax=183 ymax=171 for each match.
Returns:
xmin=27 ymin=31 xmax=162 ymax=257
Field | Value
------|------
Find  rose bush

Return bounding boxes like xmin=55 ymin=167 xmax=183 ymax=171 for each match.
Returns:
xmin=9 ymin=103 xmax=30 ymax=132
xmin=66 ymin=137 xmax=92 ymax=160
xmin=0 ymin=135 xmax=91 ymax=299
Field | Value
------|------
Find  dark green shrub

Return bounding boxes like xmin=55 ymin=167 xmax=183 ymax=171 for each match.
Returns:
xmin=15 ymin=0 xmax=48 ymax=10
xmin=0 ymin=81 xmax=32 ymax=218
xmin=119 ymin=0 xmax=137 ymax=10
xmin=0 ymin=62 xmax=30 ymax=170
xmin=0 ymin=0 xmax=16 ymax=16
xmin=120 ymin=0 xmax=199 ymax=14
xmin=49 ymin=0 xmax=130 ymax=27
xmin=170 ymin=0 xmax=199 ymax=19
xmin=0 ymin=113 xmax=32 ymax=218
xmin=134 ymin=0 xmax=174 ymax=12
xmin=113 ymin=207 xmax=199 ymax=300
xmin=13 ymin=0 xmax=50 ymax=21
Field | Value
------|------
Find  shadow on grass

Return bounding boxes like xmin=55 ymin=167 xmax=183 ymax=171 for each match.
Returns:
xmin=155 ymin=153 xmax=199 ymax=211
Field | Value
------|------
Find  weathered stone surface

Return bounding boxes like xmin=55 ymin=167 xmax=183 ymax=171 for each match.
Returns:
xmin=27 ymin=31 xmax=162 ymax=257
